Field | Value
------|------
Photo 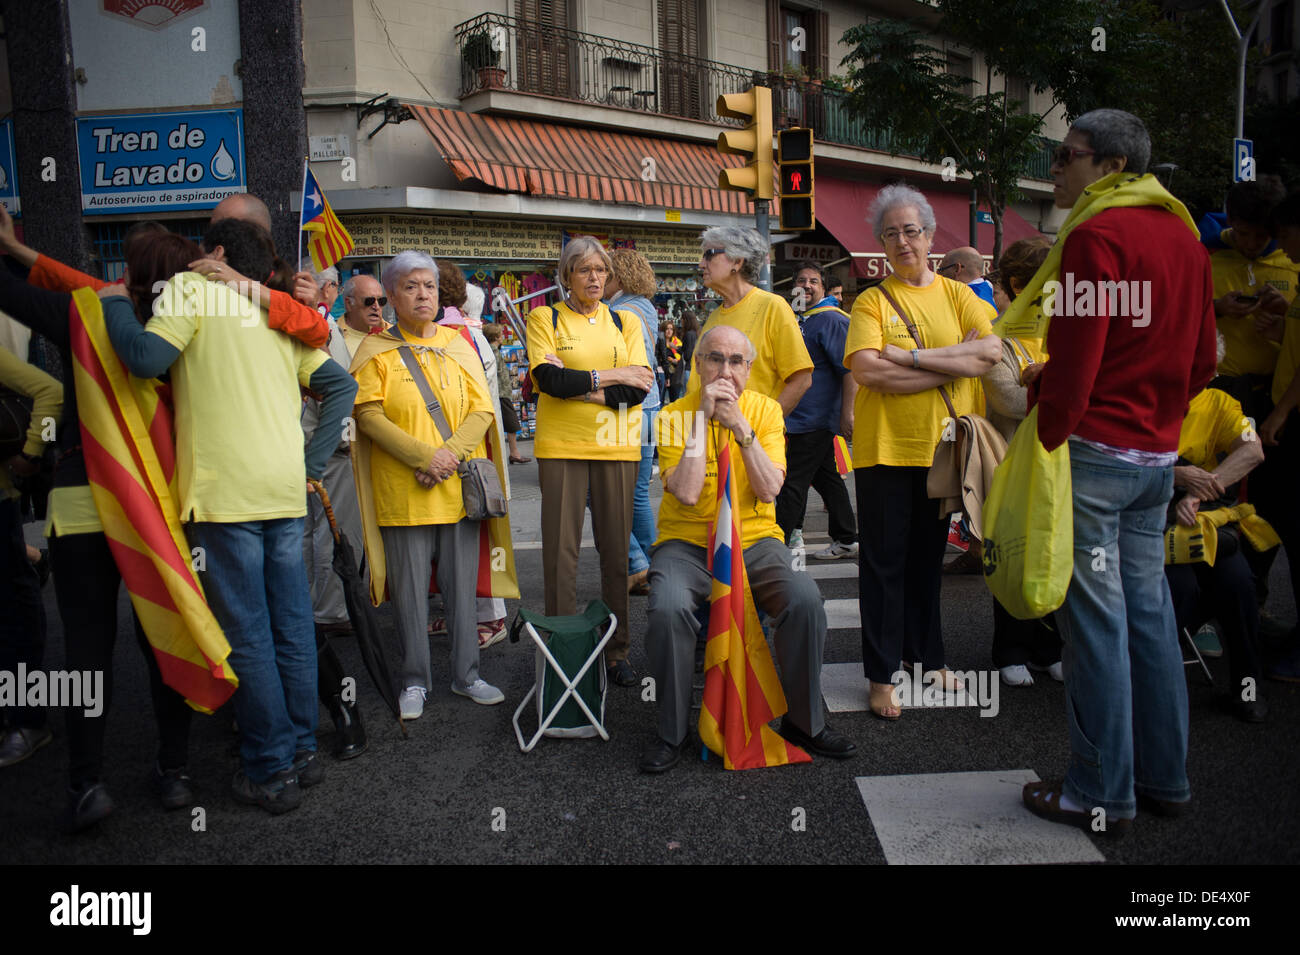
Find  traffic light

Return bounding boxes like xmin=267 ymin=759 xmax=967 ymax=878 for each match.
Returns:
xmin=777 ymin=127 xmax=814 ymax=231
xmin=716 ymin=86 xmax=773 ymax=201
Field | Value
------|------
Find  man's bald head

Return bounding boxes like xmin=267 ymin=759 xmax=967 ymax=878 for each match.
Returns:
xmin=937 ymin=246 xmax=985 ymax=283
xmin=210 ymin=193 xmax=272 ymax=234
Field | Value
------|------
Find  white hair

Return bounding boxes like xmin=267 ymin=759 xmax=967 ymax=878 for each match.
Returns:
xmin=298 ymin=260 xmax=339 ymax=286
xmin=700 ymin=226 xmax=767 ymax=284
xmin=868 ymin=184 xmax=937 ymax=239
xmin=463 ymin=283 xmax=485 ymax=322
xmin=381 ymin=250 xmax=439 ymax=295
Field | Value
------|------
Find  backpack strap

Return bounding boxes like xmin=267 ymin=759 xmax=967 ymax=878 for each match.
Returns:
xmin=876 ymin=284 xmax=958 ymax=422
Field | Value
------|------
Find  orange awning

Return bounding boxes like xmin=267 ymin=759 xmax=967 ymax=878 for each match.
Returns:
xmin=407 ymin=105 xmax=756 ymax=216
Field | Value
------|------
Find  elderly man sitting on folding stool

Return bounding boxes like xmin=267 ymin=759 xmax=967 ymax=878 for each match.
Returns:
xmin=638 ymin=324 xmax=857 ymax=773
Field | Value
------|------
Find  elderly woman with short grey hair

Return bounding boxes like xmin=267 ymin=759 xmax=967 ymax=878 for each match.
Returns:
xmin=844 ymin=183 xmax=1003 ymax=719
xmin=350 ymin=249 xmax=506 ymax=720
xmin=527 ymin=235 xmax=654 ymax=687
xmin=692 ymin=226 xmax=812 ymax=414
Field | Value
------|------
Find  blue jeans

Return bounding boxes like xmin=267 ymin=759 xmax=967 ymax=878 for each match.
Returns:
xmin=629 ymin=405 xmax=658 ymax=574
xmin=188 ymin=518 xmax=317 ymax=782
xmin=1055 ymin=442 xmax=1189 ymax=818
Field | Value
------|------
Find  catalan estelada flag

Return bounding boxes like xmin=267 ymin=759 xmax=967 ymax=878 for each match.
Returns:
xmin=68 ymin=288 xmax=237 ymax=713
xmin=699 ymin=439 xmax=811 ymax=770
xmin=300 ymin=162 xmax=354 ymax=272
xmin=832 ymin=434 xmax=853 ymax=477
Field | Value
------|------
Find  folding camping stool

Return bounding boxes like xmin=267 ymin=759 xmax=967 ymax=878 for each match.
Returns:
xmin=510 ymin=600 xmax=617 ymax=753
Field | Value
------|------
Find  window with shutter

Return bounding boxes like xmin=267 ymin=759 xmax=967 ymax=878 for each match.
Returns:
xmin=516 ymin=0 xmax=574 ymax=98
xmin=659 ymin=0 xmax=705 ymax=120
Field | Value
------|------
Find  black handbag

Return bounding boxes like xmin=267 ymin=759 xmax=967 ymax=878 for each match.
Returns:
xmin=397 ymin=346 xmax=507 ymax=521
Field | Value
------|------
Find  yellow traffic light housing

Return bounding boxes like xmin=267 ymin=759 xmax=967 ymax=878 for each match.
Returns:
xmin=777 ymin=127 xmax=814 ymax=231
xmin=716 ymin=86 xmax=773 ymax=200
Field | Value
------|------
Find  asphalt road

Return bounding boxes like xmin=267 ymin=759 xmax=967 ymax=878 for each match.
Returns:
xmin=3 ymin=441 xmax=1298 ymax=866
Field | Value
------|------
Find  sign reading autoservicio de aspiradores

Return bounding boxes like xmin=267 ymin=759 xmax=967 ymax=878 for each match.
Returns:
xmin=77 ymin=108 xmax=245 ymax=214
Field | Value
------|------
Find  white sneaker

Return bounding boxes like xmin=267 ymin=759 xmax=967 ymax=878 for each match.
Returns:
xmin=814 ymin=541 xmax=858 ymax=560
xmin=788 ymin=529 xmax=804 ymax=551
xmin=1000 ymin=664 xmax=1034 ymax=687
xmin=1029 ymin=661 xmax=1065 ymax=683
xmin=452 ymin=679 xmax=505 ymax=706
xmin=399 ymin=686 xmax=427 ymax=720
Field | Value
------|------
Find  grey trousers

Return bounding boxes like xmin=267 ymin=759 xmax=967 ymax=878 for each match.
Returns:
xmin=381 ymin=520 xmax=481 ymax=692
xmin=303 ymin=448 xmax=364 ymax=624
xmin=646 ymin=537 xmax=826 ymax=746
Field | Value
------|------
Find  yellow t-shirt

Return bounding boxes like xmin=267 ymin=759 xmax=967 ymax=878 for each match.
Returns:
xmin=341 ymin=324 xmax=370 ymax=359
xmin=655 ymin=390 xmax=785 ymax=549
xmin=148 ymin=273 xmax=328 ymax=522
xmin=688 ymin=287 xmax=812 ymax=402
xmin=1273 ymin=294 xmax=1300 ymax=405
xmin=1178 ymin=388 xmax=1247 ymax=470
xmin=1210 ymin=244 xmax=1299 ymax=377
xmin=844 ymin=274 xmax=995 ymax=468
xmin=353 ymin=326 xmax=493 ymax=526
xmin=526 ymin=301 xmax=647 ymax=461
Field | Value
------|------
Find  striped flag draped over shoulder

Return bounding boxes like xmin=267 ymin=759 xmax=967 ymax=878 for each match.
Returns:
xmin=699 ymin=439 xmax=810 ymax=770
xmin=300 ymin=163 xmax=354 ymax=272
xmin=68 ymin=288 xmax=236 ymax=713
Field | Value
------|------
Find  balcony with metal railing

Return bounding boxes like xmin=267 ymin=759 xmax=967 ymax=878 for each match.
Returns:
xmin=453 ymin=13 xmax=1056 ymax=181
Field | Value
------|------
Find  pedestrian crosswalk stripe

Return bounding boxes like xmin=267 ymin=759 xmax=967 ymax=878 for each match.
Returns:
xmin=821 ymin=662 xmax=983 ymax=712
xmin=802 ymin=563 xmax=856 ymax=580
xmin=855 ymin=770 xmax=1105 ymax=865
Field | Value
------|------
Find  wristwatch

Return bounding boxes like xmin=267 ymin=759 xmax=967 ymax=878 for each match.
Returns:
xmin=737 ymin=428 xmax=756 ymax=449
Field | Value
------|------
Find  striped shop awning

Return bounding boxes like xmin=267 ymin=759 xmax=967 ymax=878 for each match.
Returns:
xmin=407 ymin=105 xmax=759 ymax=216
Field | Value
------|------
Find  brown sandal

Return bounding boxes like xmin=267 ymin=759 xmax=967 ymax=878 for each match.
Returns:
xmin=869 ymin=681 xmax=902 ymax=720
xmin=1022 ymin=779 xmax=1132 ymax=837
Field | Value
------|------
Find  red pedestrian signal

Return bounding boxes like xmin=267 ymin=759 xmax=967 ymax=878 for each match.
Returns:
xmin=777 ymin=128 xmax=814 ymax=231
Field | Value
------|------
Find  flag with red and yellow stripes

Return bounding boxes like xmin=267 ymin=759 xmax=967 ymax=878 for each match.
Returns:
xmin=832 ymin=434 xmax=852 ymax=477
xmin=68 ymin=288 xmax=237 ymax=713
xmin=300 ymin=163 xmax=354 ymax=272
xmin=699 ymin=440 xmax=811 ymax=770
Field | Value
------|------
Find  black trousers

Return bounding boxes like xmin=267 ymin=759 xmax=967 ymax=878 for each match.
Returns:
xmin=856 ymin=465 xmax=949 ymax=683
xmin=776 ymin=429 xmax=857 ymax=545
xmin=1248 ymin=409 xmax=1300 ymax=622
xmin=49 ymin=530 xmax=192 ymax=788
xmin=991 ymin=598 xmax=1061 ymax=668
xmin=0 ymin=497 xmax=46 ymax=730
xmin=1166 ymin=541 xmax=1263 ymax=691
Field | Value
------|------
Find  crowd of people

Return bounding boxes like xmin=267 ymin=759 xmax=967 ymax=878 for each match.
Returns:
xmin=0 ymin=107 xmax=1296 ymax=836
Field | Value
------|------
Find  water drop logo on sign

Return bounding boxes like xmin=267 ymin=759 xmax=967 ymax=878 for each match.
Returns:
xmin=77 ymin=108 xmax=245 ymax=214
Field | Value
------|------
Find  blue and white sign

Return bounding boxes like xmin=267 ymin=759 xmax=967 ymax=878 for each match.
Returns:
xmin=77 ymin=108 xmax=245 ymax=214
xmin=1233 ymin=137 xmax=1254 ymax=183
xmin=0 ymin=118 xmax=19 ymax=217
xmin=975 ymin=210 xmax=994 ymax=225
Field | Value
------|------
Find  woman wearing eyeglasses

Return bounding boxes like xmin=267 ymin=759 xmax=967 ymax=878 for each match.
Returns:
xmin=844 ymin=184 xmax=1004 ymax=720
xmin=692 ymin=227 xmax=812 ymax=413
xmin=526 ymin=236 xmax=654 ymax=687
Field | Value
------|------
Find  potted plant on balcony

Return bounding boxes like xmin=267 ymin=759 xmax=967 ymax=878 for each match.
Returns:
xmin=463 ymin=31 xmax=506 ymax=89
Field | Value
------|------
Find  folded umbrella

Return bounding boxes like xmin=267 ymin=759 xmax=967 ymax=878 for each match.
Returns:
xmin=309 ymin=479 xmax=407 ymax=739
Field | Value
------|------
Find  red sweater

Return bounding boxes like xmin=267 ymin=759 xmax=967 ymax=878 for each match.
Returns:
xmin=1031 ymin=206 xmax=1218 ymax=452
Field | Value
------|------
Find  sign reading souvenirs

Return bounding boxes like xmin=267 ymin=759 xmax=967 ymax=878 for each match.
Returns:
xmin=76 ymin=108 xmax=245 ymax=214
xmin=340 ymin=214 xmax=704 ymax=265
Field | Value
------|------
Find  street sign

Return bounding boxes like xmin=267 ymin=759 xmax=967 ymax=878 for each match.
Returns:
xmin=976 ymin=210 xmax=993 ymax=225
xmin=1233 ymin=138 xmax=1254 ymax=183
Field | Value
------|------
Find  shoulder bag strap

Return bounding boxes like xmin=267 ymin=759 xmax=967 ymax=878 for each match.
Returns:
xmin=876 ymin=284 xmax=958 ymax=421
xmin=397 ymin=345 xmax=453 ymax=441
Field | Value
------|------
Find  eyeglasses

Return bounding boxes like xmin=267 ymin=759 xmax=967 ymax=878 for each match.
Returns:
xmin=322 ymin=280 xmax=339 ymax=289
xmin=1052 ymin=145 xmax=1097 ymax=167
xmin=702 ymin=248 xmax=728 ymax=260
xmin=700 ymin=351 xmax=751 ymax=369
xmin=936 ymin=263 xmax=959 ymax=276
xmin=360 ymin=296 xmax=388 ymax=307
xmin=880 ymin=226 xmax=924 ymax=244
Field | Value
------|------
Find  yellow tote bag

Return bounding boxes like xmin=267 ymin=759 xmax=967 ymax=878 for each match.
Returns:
xmin=981 ymin=406 xmax=1073 ymax=619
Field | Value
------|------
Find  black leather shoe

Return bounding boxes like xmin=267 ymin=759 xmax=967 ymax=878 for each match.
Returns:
xmin=1137 ymin=792 xmax=1190 ymax=818
xmin=327 ymin=695 xmax=368 ymax=760
xmin=778 ymin=719 xmax=857 ymax=759
xmin=294 ymin=749 xmax=325 ymax=788
xmin=607 ymin=659 xmax=638 ymax=687
xmin=152 ymin=764 xmax=196 ymax=810
xmin=62 ymin=782 xmax=115 ymax=833
xmin=638 ymin=738 xmax=683 ymax=774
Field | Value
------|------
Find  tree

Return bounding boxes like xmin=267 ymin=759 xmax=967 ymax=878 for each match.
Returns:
xmin=839 ymin=1 xmax=1248 ymax=252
